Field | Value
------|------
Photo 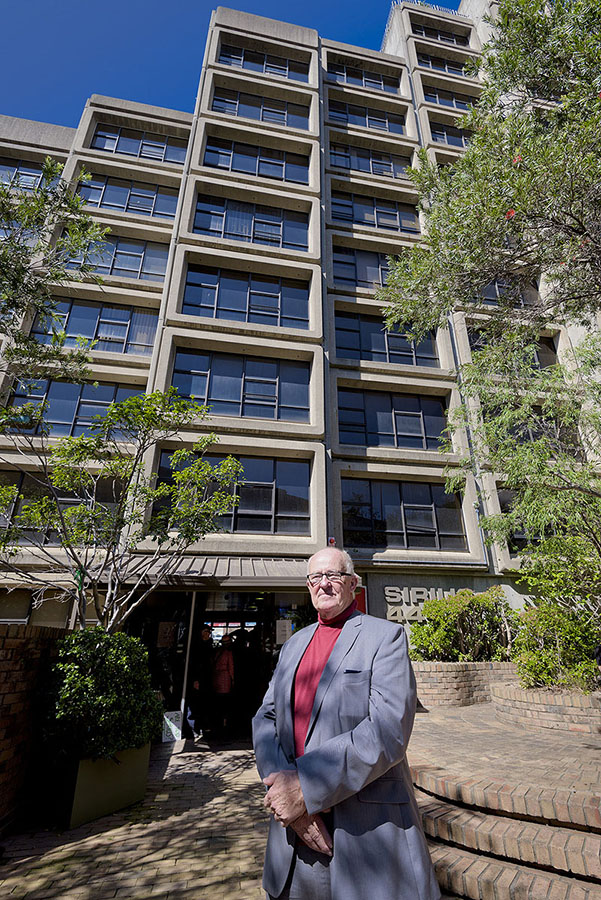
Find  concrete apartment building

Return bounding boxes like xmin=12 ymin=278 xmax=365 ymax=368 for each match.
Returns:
xmin=0 ymin=0 xmax=534 ymax=651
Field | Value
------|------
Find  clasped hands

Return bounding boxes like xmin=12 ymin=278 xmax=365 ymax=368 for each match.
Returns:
xmin=263 ymin=770 xmax=332 ymax=857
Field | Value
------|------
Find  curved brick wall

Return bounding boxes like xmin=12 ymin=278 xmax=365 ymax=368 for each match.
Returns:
xmin=413 ymin=661 xmax=517 ymax=707
xmin=491 ymin=683 xmax=601 ymax=734
xmin=0 ymin=624 xmax=63 ymax=832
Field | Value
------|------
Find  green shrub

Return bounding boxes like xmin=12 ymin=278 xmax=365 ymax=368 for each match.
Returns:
xmin=513 ymin=601 xmax=601 ymax=690
xmin=46 ymin=628 xmax=163 ymax=760
xmin=409 ymin=586 xmax=519 ymax=662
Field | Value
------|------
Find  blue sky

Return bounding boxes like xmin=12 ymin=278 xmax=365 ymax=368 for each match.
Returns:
xmin=1 ymin=0 xmax=460 ymax=129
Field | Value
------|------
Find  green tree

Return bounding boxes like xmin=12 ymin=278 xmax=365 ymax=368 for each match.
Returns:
xmin=381 ymin=0 xmax=601 ymax=341
xmin=0 ymin=156 xmax=106 ymax=382
xmin=0 ymin=390 xmax=242 ymax=631
xmin=380 ymin=0 xmax=601 ymax=623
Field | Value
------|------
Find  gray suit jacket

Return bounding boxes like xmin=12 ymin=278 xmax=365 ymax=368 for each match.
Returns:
xmin=252 ymin=611 xmax=441 ymax=900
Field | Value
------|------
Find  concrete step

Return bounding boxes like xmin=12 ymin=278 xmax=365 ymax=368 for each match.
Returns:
xmin=411 ymin=761 xmax=601 ymax=831
xmin=417 ymin=789 xmax=601 ymax=882
xmin=428 ymin=840 xmax=601 ymax=900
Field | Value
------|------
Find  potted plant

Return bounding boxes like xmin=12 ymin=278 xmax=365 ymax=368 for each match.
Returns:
xmin=44 ymin=627 xmax=163 ymax=828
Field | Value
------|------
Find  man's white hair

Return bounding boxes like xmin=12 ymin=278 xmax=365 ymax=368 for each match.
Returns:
xmin=307 ymin=547 xmax=355 ymax=575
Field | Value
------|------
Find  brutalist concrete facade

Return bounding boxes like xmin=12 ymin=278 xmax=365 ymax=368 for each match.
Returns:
xmin=0 ymin=1 xmax=536 ymax=632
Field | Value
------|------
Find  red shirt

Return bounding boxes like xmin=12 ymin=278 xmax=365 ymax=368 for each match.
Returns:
xmin=293 ymin=599 xmax=358 ymax=757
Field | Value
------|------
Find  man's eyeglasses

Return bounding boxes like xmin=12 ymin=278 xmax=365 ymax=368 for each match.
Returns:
xmin=307 ymin=571 xmax=351 ymax=586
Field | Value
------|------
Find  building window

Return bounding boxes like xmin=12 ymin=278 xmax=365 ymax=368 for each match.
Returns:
xmin=182 ymin=265 xmax=309 ymax=329
xmin=0 ymin=157 xmax=44 ymax=190
xmin=79 ymin=175 xmax=179 ymax=219
xmin=412 ymin=23 xmax=469 ymax=46
xmin=212 ymin=88 xmax=310 ymax=130
xmin=90 ymin=123 xmax=187 ymax=164
xmin=328 ymin=98 xmax=404 ymax=133
xmin=172 ymin=349 xmax=310 ymax=422
xmin=430 ymin=121 xmax=470 ymax=148
xmin=480 ymin=279 xmax=528 ymax=306
xmin=193 ymin=195 xmax=309 ymax=250
xmin=330 ymin=143 xmax=410 ymax=179
xmin=158 ymin=451 xmax=310 ymax=534
xmin=338 ymin=389 xmax=446 ymax=448
xmin=417 ymin=53 xmax=467 ymax=77
xmin=31 ymin=300 xmax=157 ymax=356
xmin=342 ymin=478 xmax=466 ymax=549
xmin=333 ymin=247 xmax=389 ymax=288
xmin=67 ymin=236 xmax=169 ymax=282
xmin=326 ymin=62 xmax=399 ymax=93
xmin=497 ymin=488 xmax=530 ymax=555
xmin=423 ymin=85 xmax=472 ymax=111
xmin=10 ymin=380 xmax=141 ymax=436
xmin=218 ymin=44 xmax=309 ymax=82
xmin=335 ymin=313 xmax=438 ymax=367
xmin=0 ymin=470 xmax=121 ymax=546
xmin=534 ymin=336 xmax=557 ymax=368
xmin=332 ymin=191 xmax=419 ymax=233
xmin=204 ymin=137 xmax=309 ymax=184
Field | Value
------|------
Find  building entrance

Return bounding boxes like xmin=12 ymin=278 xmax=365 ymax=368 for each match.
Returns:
xmin=128 ymin=587 xmax=312 ymax=739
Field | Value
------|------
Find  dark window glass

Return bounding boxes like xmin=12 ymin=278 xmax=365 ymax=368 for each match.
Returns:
xmin=208 ymin=139 xmax=310 ymax=185
xmin=326 ymin=61 xmax=399 ymax=93
xmin=31 ymin=300 xmax=157 ymax=356
xmin=193 ymin=195 xmax=308 ymax=250
xmin=212 ymin=89 xmax=309 ymax=129
xmin=423 ymin=84 xmax=472 ymax=110
xmin=430 ymin=121 xmax=470 ymax=147
xmin=90 ymin=123 xmax=187 ymax=164
xmin=335 ymin=313 xmax=438 ymax=367
xmin=67 ymin=236 xmax=168 ymax=281
xmin=219 ymin=43 xmax=309 ymax=82
xmin=338 ymin=389 xmax=446 ymax=448
xmin=10 ymin=379 xmax=141 ymax=436
xmin=0 ymin=157 xmax=44 ymax=190
xmin=333 ymin=248 xmax=389 ymax=288
xmin=181 ymin=265 xmax=310 ymax=328
xmin=417 ymin=53 xmax=467 ymax=77
xmin=327 ymin=99 xmax=404 ymax=134
xmin=158 ymin=451 xmax=310 ymax=535
xmin=497 ymin=488 xmax=530 ymax=555
xmin=332 ymin=191 xmax=419 ymax=233
xmin=342 ymin=477 xmax=466 ymax=549
xmin=535 ymin=336 xmax=557 ymax=368
xmin=172 ymin=349 xmax=310 ymax=421
xmin=0 ymin=470 xmax=122 ymax=546
xmin=412 ymin=23 xmax=469 ymax=45
xmin=79 ymin=174 xmax=178 ymax=219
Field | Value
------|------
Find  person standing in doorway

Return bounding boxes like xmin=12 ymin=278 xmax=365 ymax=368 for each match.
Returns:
xmin=213 ymin=633 xmax=235 ymax=737
xmin=252 ymin=546 xmax=440 ymax=900
xmin=187 ymin=625 xmax=215 ymax=738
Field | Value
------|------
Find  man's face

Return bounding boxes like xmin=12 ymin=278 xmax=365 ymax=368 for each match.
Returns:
xmin=307 ymin=549 xmax=357 ymax=621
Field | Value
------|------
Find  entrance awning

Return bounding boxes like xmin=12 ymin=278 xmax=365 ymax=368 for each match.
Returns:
xmin=138 ymin=556 xmax=309 ymax=588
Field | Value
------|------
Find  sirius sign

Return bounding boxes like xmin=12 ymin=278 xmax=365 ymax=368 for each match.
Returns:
xmin=384 ymin=585 xmax=458 ymax=623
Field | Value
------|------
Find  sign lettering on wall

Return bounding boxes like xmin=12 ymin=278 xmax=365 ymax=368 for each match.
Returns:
xmin=385 ymin=586 xmax=457 ymax=624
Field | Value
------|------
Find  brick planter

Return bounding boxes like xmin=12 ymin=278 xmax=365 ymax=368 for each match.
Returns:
xmin=0 ymin=623 xmax=63 ymax=832
xmin=413 ymin=661 xmax=517 ymax=707
xmin=491 ymin=682 xmax=601 ymax=734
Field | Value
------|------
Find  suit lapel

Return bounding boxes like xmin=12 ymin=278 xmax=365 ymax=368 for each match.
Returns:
xmin=278 ymin=622 xmax=318 ymax=758
xmin=304 ymin=611 xmax=363 ymax=747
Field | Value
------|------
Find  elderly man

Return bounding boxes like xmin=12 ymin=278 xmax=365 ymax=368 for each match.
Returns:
xmin=252 ymin=547 xmax=440 ymax=900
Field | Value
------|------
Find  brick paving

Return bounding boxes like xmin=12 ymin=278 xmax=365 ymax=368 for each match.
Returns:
xmin=0 ymin=702 xmax=599 ymax=900
xmin=0 ymin=739 xmax=268 ymax=900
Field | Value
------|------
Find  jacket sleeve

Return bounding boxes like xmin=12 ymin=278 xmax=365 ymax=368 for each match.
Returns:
xmin=252 ymin=650 xmax=296 ymax=780
xmin=296 ymin=624 xmax=416 ymax=815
